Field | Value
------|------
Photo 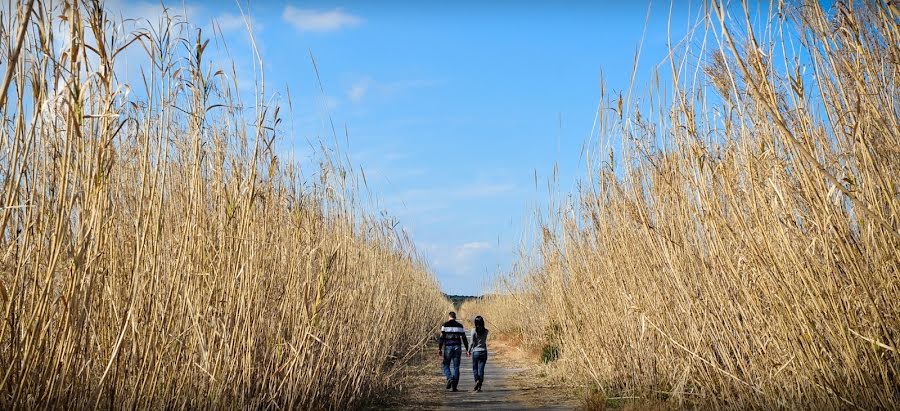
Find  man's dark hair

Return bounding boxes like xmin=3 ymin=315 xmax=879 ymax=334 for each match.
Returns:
xmin=448 ymin=311 xmax=456 ymax=319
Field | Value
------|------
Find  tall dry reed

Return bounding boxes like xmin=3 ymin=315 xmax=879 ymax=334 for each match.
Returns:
xmin=479 ymin=1 xmax=899 ymax=409
xmin=0 ymin=1 xmax=446 ymax=408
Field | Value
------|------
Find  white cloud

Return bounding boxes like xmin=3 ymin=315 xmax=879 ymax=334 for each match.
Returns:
xmin=106 ymin=0 xmax=200 ymax=26
xmin=214 ymin=13 xmax=262 ymax=33
xmin=377 ymin=180 xmax=516 ymax=240
xmin=324 ymin=95 xmax=340 ymax=110
xmin=386 ymin=182 xmax=517 ymax=217
xmin=282 ymin=6 xmax=362 ymax=32
xmin=384 ymin=152 xmax=409 ymax=161
xmin=425 ymin=241 xmax=495 ymax=276
xmin=348 ymin=80 xmax=369 ymax=103
xmin=457 ymin=183 xmax=516 ymax=197
xmin=347 ymin=77 xmax=438 ymax=104
xmin=462 ymin=242 xmax=491 ymax=251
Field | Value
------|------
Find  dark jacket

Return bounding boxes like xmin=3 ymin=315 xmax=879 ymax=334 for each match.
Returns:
xmin=438 ymin=319 xmax=469 ymax=351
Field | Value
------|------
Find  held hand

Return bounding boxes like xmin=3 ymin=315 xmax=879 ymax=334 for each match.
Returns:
xmin=466 ymin=351 xmax=471 ymax=357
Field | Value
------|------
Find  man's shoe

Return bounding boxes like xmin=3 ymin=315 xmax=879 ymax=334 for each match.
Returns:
xmin=451 ymin=379 xmax=459 ymax=392
xmin=446 ymin=379 xmax=452 ymax=389
xmin=474 ymin=380 xmax=482 ymax=392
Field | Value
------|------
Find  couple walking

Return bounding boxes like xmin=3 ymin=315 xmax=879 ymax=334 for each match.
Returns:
xmin=438 ymin=311 xmax=489 ymax=392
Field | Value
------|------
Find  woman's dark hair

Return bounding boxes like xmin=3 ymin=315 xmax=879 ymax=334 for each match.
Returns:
xmin=474 ymin=316 xmax=487 ymax=336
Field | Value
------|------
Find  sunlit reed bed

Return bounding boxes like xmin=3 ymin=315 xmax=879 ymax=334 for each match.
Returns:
xmin=474 ymin=1 xmax=899 ymax=409
xmin=0 ymin=1 xmax=447 ymax=408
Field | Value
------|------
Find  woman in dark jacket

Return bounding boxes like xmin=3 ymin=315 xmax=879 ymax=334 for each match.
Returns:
xmin=470 ymin=316 xmax=489 ymax=392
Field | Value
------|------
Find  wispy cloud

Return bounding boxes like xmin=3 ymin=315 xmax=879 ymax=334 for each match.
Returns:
xmin=282 ymin=6 xmax=362 ymax=32
xmin=105 ymin=0 xmax=200 ymax=26
xmin=348 ymin=81 xmax=369 ymax=103
xmin=324 ymin=95 xmax=341 ymax=111
xmin=388 ymin=182 xmax=517 ymax=210
xmin=213 ymin=13 xmax=262 ymax=33
xmin=379 ymin=181 xmax=517 ymax=228
xmin=456 ymin=183 xmax=516 ymax=197
xmin=461 ymin=242 xmax=491 ymax=251
xmin=425 ymin=241 xmax=495 ymax=276
xmin=347 ymin=77 xmax=439 ymax=104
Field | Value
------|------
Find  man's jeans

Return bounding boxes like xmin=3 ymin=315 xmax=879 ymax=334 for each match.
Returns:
xmin=442 ymin=345 xmax=462 ymax=383
xmin=472 ymin=351 xmax=488 ymax=382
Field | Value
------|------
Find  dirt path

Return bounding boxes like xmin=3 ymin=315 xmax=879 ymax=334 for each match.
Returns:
xmin=387 ymin=332 xmax=579 ymax=410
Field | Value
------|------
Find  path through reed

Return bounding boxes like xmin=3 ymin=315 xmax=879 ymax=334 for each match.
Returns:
xmin=390 ymin=331 xmax=577 ymax=410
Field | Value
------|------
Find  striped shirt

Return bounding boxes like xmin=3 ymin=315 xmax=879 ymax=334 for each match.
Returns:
xmin=471 ymin=329 xmax=488 ymax=352
xmin=438 ymin=319 xmax=469 ymax=350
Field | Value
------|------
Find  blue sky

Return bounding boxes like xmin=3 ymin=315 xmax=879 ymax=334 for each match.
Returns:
xmin=105 ymin=0 xmax=700 ymax=295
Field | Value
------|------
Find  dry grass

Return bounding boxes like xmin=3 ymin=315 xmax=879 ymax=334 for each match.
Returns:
xmin=0 ymin=1 xmax=446 ymax=408
xmin=476 ymin=1 xmax=899 ymax=409
xmin=460 ymin=293 xmax=548 ymax=353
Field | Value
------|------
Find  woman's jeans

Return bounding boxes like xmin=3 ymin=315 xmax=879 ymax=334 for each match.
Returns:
xmin=442 ymin=345 xmax=461 ymax=383
xmin=472 ymin=351 xmax=488 ymax=382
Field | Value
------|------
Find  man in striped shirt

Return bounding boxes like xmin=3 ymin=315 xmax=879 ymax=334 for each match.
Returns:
xmin=438 ymin=311 xmax=469 ymax=391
